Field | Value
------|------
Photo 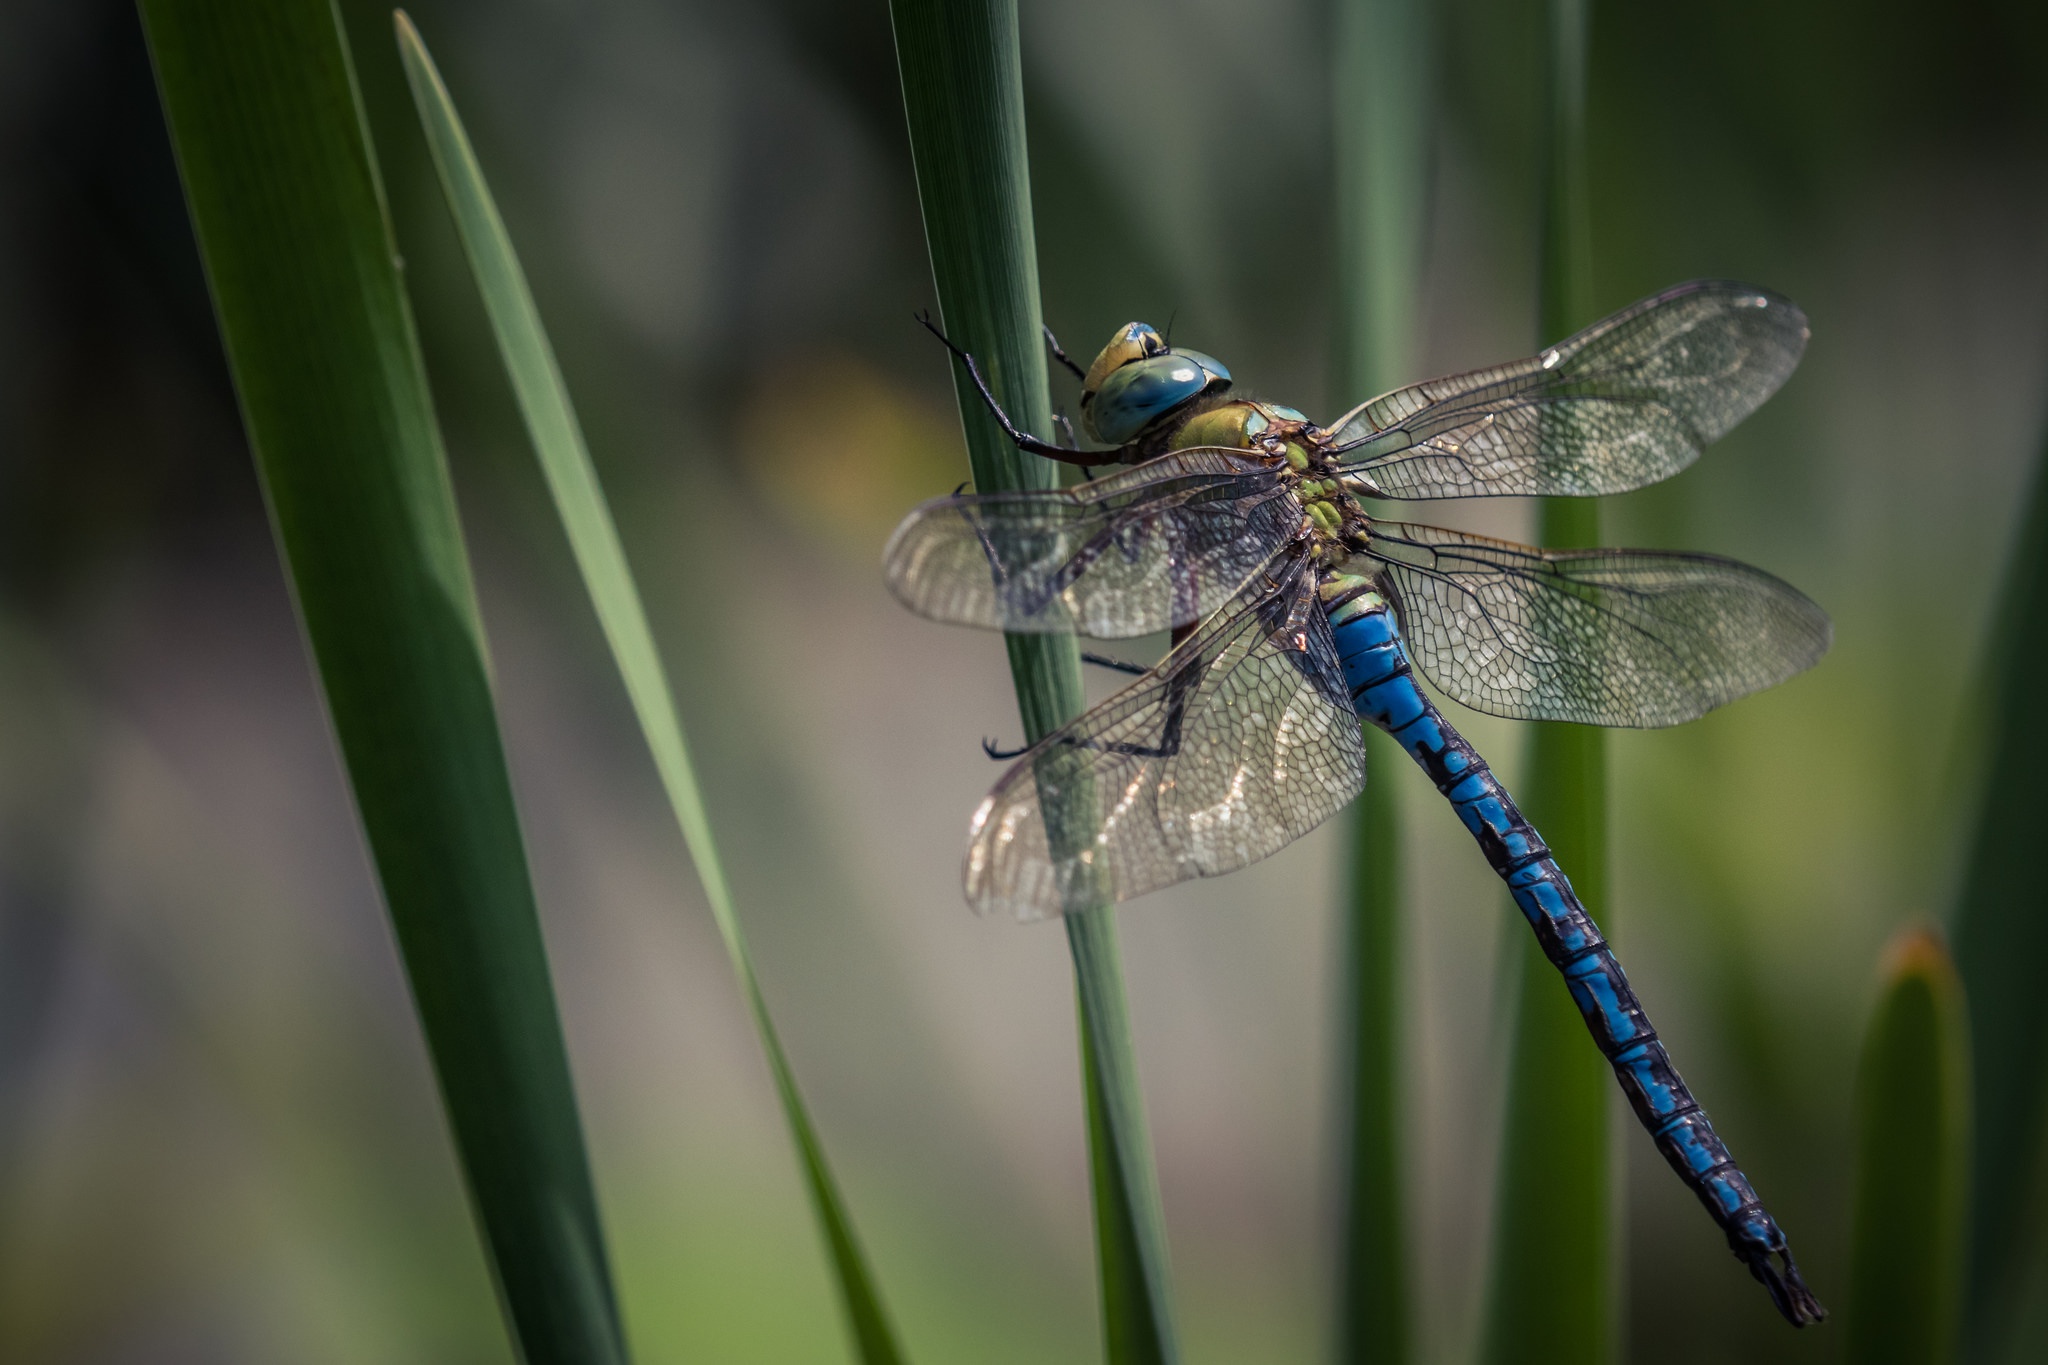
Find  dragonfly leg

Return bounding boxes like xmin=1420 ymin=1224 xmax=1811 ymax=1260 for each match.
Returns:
xmin=915 ymin=311 xmax=1122 ymax=467
xmin=981 ymin=657 xmax=1155 ymax=761
xmin=1080 ymin=651 xmax=1149 ymax=677
xmin=1053 ymin=412 xmax=1100 ymax=482
xmin=985 ymin=734 xmax=1174 ymax=762
xmin=1043 ymin=323 xmax=1088 ymax=381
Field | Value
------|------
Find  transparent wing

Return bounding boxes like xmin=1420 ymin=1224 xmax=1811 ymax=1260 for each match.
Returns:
xmin=966 ymin=551 xmax=1366 ymax=920
xmin=884 ymin=449 xmax=1298 ymax=639
xmin=1362 ymin=521 xmax=1830 ymax=728
xmin=1329 ymin=281 xmax=1808 ymax=499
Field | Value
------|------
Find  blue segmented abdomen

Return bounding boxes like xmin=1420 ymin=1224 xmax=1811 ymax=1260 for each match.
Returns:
xmin=1324 ymin=587 xmax=1824 ymax=1326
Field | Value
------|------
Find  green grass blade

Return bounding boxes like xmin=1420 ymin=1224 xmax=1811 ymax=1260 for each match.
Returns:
xmin=1848 ymin=928 xmax=1970 ymax=1365
xmin=1336 ymin=739 xmax=1407 ymax=1363
xmin=1953 ymin=413 xmax=2048 ymax=1363
xmin=391 ymin=15 xmax=906 ymax=1362
xmin=1480 ymin=0 xmax=1614 ymax=1360
xmin=135 ymin=4 xmax=626 ymax=1361
xmin=887 ymin=3 xmax=1179 ymax=1361
xmin=1333 ymin=0 xmax=1432 ymax=404
xmin=1331 ymin=0 xmax=1432 ymax=1359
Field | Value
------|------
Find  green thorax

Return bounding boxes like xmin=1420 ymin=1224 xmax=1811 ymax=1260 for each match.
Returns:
xmin=1169 ymin=399 xmax=1366 ymax=560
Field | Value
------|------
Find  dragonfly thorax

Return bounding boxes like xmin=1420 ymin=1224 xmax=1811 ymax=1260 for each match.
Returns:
xmin=1170 ymin=398 xmax=1371 ymax=560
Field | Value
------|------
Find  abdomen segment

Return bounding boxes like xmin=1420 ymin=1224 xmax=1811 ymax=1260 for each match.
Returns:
xmin=1328 ymin=590 xmax=1825 ymax=1327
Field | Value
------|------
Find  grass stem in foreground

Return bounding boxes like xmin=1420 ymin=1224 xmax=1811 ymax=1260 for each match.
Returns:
xmin=1953 ymin=389 xmax=2048 ymax=1364
xmin=1847 ymin=927 xmax=1969 ymax=1365
xmin=1331 ymin=0 xmax=1432 ymax=1358
xmin=1480 ymin=0 xmax=1614 ymax=1359
xmin=139 ymin=3 xmax=626 ymax=1360
xmin=394 ymin=15 xmax=905 ymax=1361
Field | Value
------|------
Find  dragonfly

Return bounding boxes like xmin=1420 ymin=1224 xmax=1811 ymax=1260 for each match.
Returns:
xmin=883 ymin=280 xmax=1831 ymax=1326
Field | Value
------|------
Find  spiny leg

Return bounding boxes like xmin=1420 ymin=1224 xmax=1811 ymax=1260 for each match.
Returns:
xmin=982 ymin=653 xmax=1159 ymax=759
xmin=983 ymin=661 xmax=1194 ymax=762
xmin=1042 ymin=325 xmax=1087 ymax=472
xmin=985 ymin=731 xmax=1184 ymax=764
xmin=1043 ymin=323 xmax=1087 ymax=382
xmin=1081 ymin=651 xmax=1149 ymax=677
xmin=914 ymin=311 xmax=1121 ymax=467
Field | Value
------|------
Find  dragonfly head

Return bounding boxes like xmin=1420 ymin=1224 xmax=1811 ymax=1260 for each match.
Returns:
xmin=1079 ymin=322 xmax=1232 ymax=445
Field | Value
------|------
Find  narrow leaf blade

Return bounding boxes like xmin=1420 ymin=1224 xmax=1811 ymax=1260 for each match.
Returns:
xmin=1481 ymin=0 xmax=1616 ymax=1359
xmin=1953 ymin=396 xmax=2048 ymax=1364
xmin=136 ymin=2 xmax=626 ymax=1360
xmin=1480 ymin=722 xmax=1612 ymax=1365
xmin=1847 ymin=928 xmax=1970 ymax=1365
xmin=392 ymin=15 xmax=906 ymax=1361
xmin=1330 ymin=0 xmax=1432 ymax=1356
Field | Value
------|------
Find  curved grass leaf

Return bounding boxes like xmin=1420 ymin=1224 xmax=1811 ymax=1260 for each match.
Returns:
xmin=1953 ymin=393 xmax=2048 ymax=1365
xmin=392 ymin=15 xmax=905 ymax=1362
xmin=136 ymin=3 xmax=627 ymax=1361
xmin=1331 ymin=0 xmax=1433 ymax=1359
xmin=886 ymin=2 xmax=1180 ymax=1361
xmin=1847 ymin=928 xmax=1969 ymax=1365
xmin=1480 ymin=0 xmax=1615 ymax=1360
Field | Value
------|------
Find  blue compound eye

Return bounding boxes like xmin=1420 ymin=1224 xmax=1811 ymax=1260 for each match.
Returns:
xmin=1085 ymin=355 xmax=1207 ymax=443
xmin=1172 ymin=350 xmax=1232 ymax=385
xmin=1081 ymin=349 xmax=1233 ymax=444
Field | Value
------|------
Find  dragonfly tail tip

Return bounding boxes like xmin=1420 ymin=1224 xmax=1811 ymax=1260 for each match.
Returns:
xmin=1742 ymin=1243 xmax=1826 ymax=1327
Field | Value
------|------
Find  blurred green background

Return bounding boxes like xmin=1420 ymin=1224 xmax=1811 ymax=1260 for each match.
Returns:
xmin=2 ymin=0 xmax=2046 ymax=1360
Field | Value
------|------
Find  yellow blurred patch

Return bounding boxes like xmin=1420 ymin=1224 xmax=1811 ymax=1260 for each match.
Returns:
xmin=739 ymin=354 xmax=964 ymax=558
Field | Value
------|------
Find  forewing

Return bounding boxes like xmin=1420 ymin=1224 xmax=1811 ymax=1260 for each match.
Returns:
xmin=965 ymin=555 xmax=1366 ymax=920
xmin=884 ymin=448 xmax=1297 ymax=639
xmin=1329 ymin=281 xmax=1808 ymax=499
xmin=1364 ymin=522 xmax=1830 ymax=727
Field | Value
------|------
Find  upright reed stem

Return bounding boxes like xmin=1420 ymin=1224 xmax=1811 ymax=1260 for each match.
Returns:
xmin=889 ymin=4 xmax=1179 ymax=1360
xmin=1480 ymin=0 xmax=1616 ymax=1359
xmin=1331 ymin=0 xmax=1432 ymax=1359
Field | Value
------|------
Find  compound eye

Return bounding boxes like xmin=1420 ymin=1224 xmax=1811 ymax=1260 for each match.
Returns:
xmin=1081 ymin=322 xmax=1167 ymax=402
xmin=1082 ymin=353 xmax=1216 ymax=444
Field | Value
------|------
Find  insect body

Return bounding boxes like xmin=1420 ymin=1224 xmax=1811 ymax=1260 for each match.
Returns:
xmin=885 ymin=281 xmax=1831 ymax=1325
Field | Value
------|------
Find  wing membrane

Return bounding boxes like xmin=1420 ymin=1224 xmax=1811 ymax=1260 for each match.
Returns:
xmin=884 ymin=449 xmax=1297 ymax=639
xmin=966 ymin=551 xmax=1366 ymax=920
xmin=1330 ymin=281 xmax=1808 ymax=499
xmin=1363 ymin=521 xmax=1830 ymax=727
